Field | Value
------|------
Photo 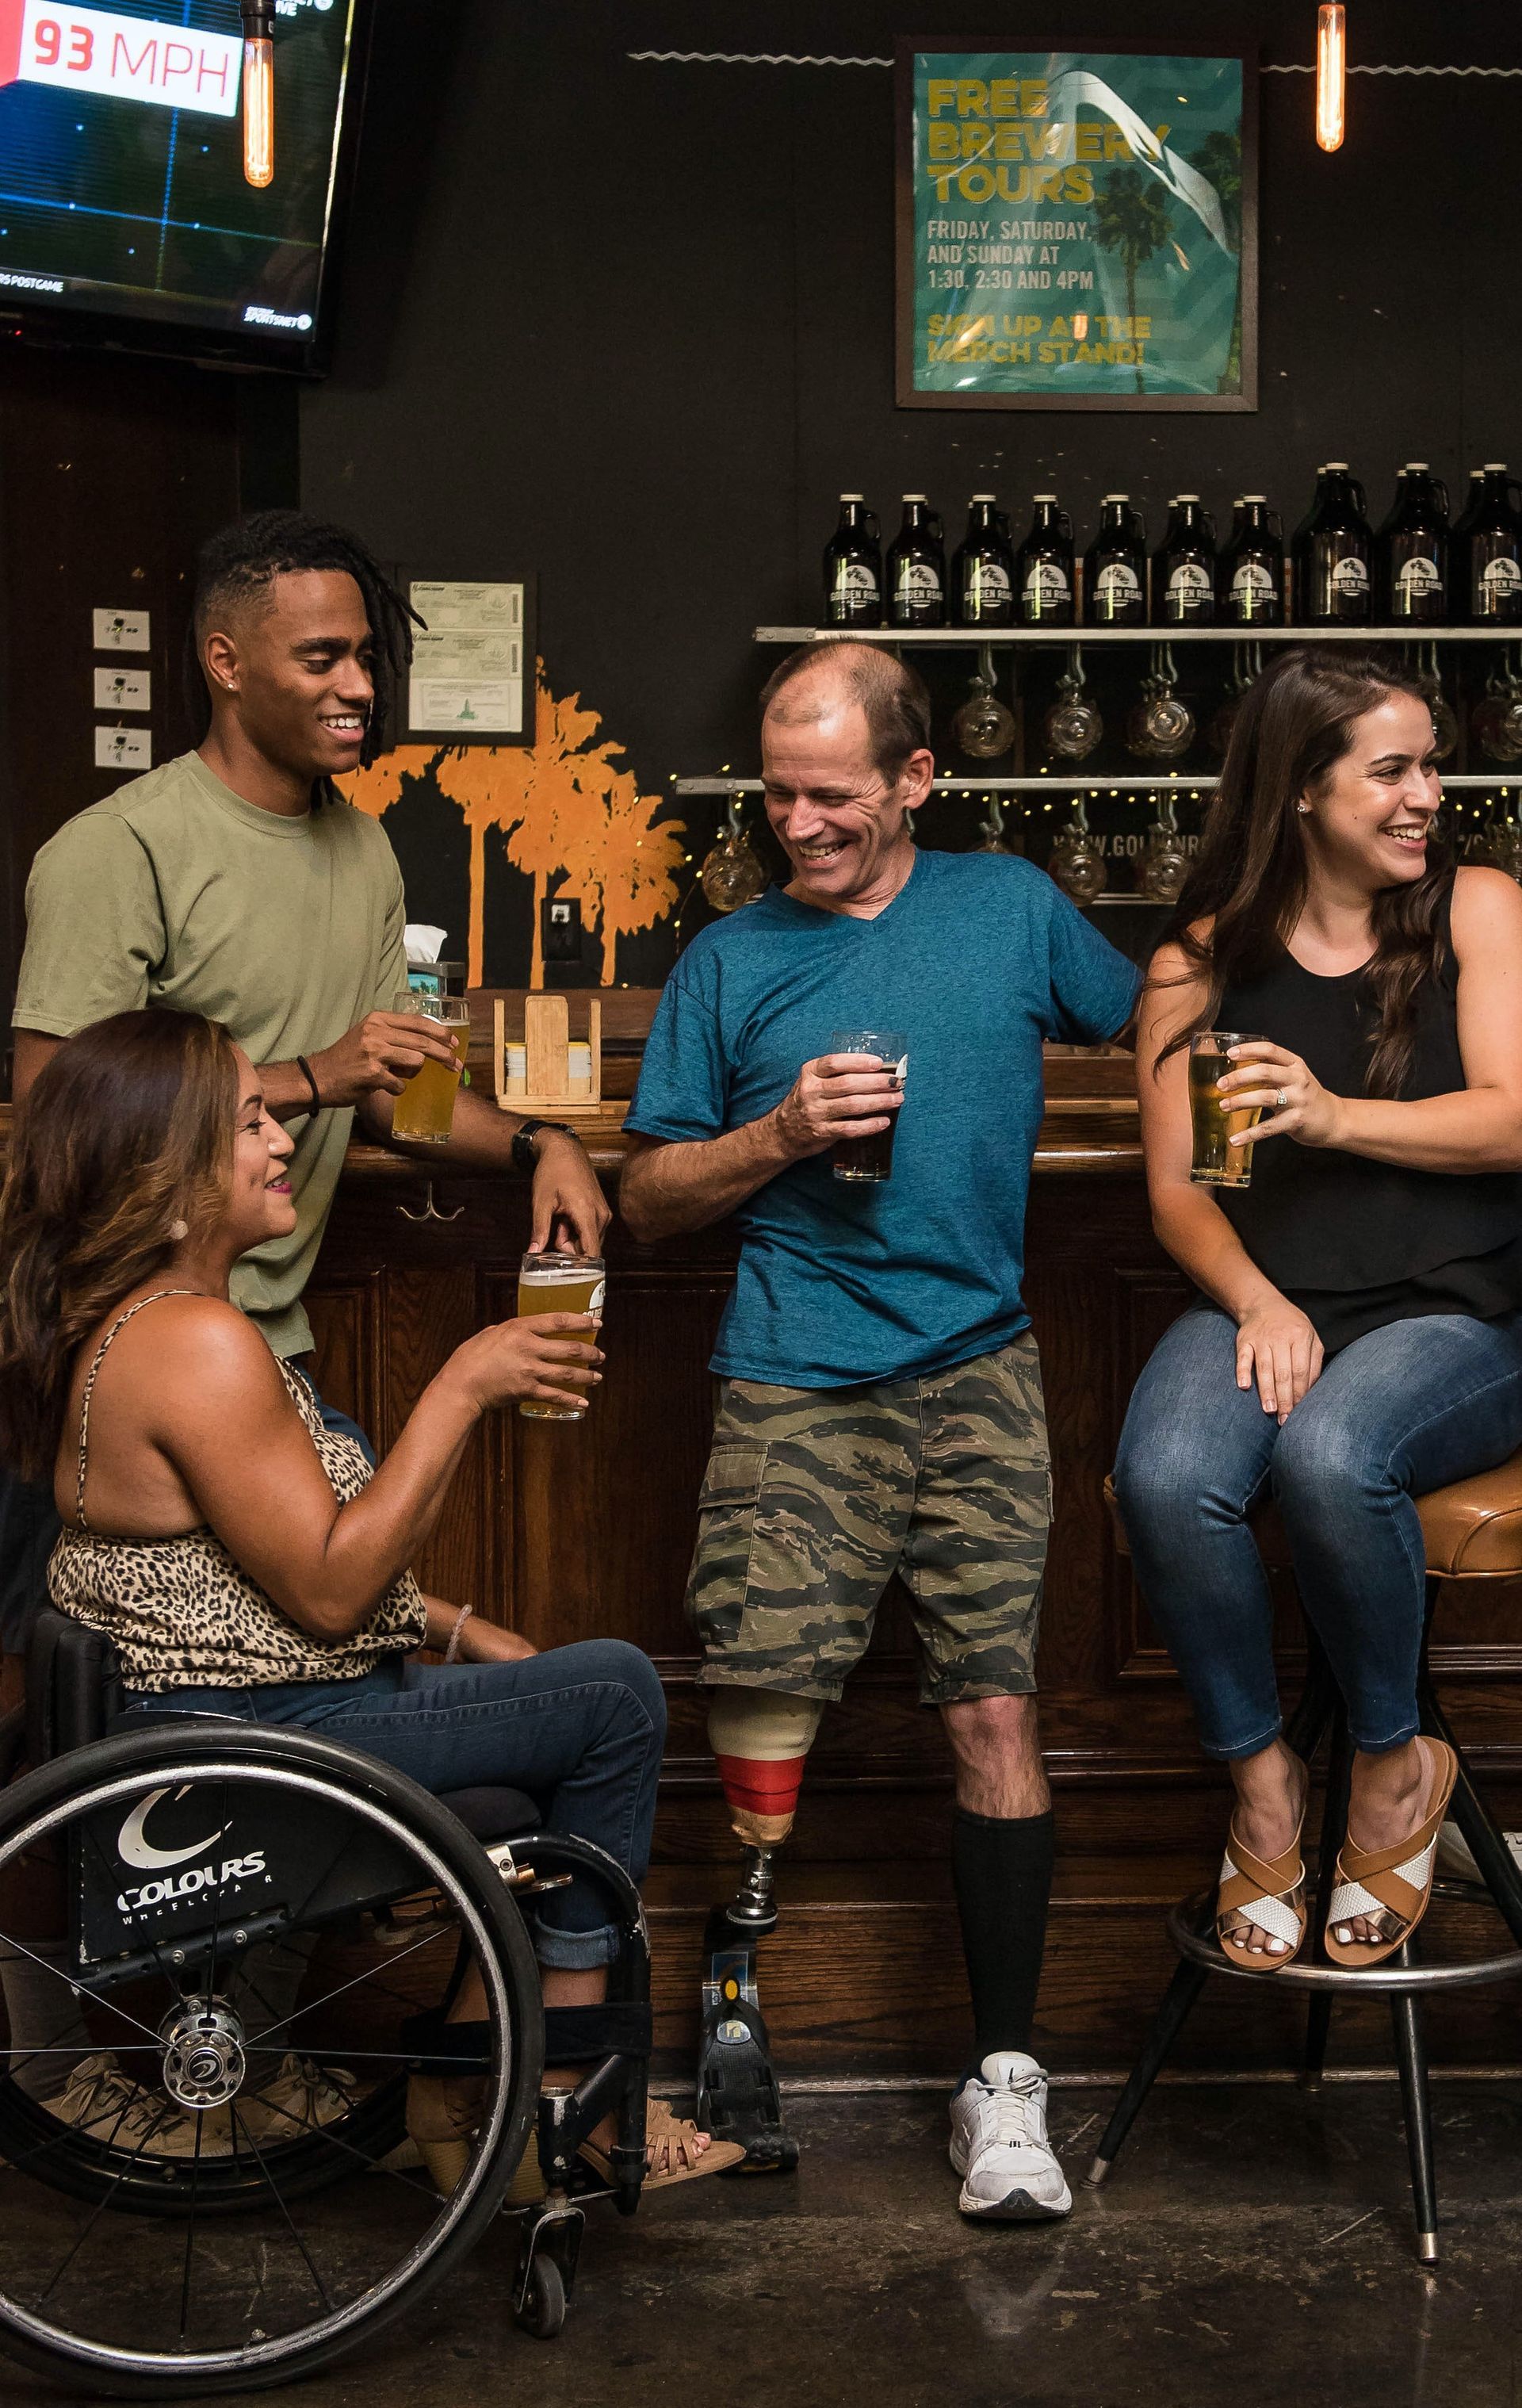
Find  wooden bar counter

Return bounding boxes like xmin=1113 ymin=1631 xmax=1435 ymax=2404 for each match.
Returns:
xmin=285 ymin=1028 xmax=1522 ymax=2082
xmin=10 ymin=1022 xmax=1518 ymax=2081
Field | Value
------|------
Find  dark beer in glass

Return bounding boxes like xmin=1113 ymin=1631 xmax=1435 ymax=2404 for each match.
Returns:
xmin=831 ymin=1028 xmax=907 ymax=1183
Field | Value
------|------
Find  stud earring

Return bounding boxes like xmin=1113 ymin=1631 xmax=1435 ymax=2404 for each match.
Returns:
xmin=1296 ymin=803 xmax=1312 ymax=815
xmin=167 ymin=1219 xmax=188 ymax=1244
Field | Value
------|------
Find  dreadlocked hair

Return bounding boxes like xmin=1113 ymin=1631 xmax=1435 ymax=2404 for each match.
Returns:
xmin=184 ymin=508 xmax=423 ymax=777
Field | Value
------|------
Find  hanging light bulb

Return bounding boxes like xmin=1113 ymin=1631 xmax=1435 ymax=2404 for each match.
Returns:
xmin=1316 ymin=4 xmax=1346 ymax=152
xmin=241 ymin=2 xmax=275 ymax=188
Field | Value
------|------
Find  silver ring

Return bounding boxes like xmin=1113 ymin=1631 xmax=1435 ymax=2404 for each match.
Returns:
xmin=1276 ymin=1089 xmax=1288 ymax=1109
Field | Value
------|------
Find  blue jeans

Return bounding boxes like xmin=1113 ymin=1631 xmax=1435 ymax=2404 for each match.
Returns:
xmin=126 ymin=1642 xmax=667 ymax=1969
xmin=1113 ymin=1306 xmax=1522 ymax=1759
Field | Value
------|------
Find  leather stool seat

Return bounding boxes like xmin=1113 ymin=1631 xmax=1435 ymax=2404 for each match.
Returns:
xmin=1103 ymin=1445 xmax=1522 ymax=1578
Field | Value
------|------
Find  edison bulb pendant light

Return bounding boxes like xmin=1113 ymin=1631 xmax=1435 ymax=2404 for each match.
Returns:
xmin=242 ymin=2 xmax=275 ymax=187
xmin=1316 ymin=4 xmax=1346 ymax=152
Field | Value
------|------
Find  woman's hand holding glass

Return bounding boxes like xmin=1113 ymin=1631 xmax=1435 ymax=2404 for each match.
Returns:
xmin=451 ymin=1313 xmax=604 ymax=1418
xmin=1219 ymin=1040 xmax=1345 ymax=1151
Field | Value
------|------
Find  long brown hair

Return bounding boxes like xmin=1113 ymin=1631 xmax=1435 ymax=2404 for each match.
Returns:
xmin=1153 ymin=647 xmax=1451 ymax=1095
xmin=0 ymin=1012 xmax=239 ymax=1482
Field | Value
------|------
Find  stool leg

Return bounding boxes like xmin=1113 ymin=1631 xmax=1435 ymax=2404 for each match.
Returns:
xmin=1388 ymin=1938 xmax=1439 ymax=2264
xmin=1086 ymin=1954 xmax=1210 ymax=2187
xmin=1303 ymin=1709 xmax=1355 ymax=2083
xmin=1419 ymin=1684 xmax=1522 ymax=1946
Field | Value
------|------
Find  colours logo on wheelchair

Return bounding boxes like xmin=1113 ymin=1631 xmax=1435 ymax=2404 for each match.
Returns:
xmin=75 ymin=1773 xmax=419 ymax=1980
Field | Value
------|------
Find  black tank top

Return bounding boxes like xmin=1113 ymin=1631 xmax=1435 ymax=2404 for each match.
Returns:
xmin=1217 ymin=875 xmax=1522 ymax=1354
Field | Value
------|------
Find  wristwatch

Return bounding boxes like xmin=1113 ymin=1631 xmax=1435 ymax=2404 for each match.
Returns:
xmin=512 ymin=1118 xmax=576 ymax=1175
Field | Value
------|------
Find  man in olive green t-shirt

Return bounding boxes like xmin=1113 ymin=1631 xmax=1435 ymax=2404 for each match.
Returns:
xmin=13 ymin=511 xmax=608 ymax=1362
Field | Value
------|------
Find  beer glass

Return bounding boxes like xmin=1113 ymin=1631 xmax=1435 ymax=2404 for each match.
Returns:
xmin=517 ymin=1250 xmax=606 ymax=1421
xmin=392 ymin=992 xmax=471 ymax=1143
xmin=831 ymin=1029 xmax=906 ymax=1183
xmin=1189 ymin=1032 xmax=1266 ymax=1188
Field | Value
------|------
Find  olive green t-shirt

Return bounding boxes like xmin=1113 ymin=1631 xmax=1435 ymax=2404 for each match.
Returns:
xmin=13 ymin=751 xmax=407 ymax=1358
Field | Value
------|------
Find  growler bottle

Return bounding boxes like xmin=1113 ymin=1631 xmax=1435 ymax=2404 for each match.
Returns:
xmin=1293 ymin=462 xmax=1371 ymax=625
xmin=953 ymin=494 xmax=1016 ymax=627
xmin=1465 ymin=465 xmax=1522 ymax=625
xmin=823 ymin=496 xmax=881 ymax=627
xmin=1378 ymin=462 xmax=1447 ymax=624
xmin=1083 ymin=494 xmax=1146 ymax=626
xmin=1219 ymin=495 xmax=1284 ymax=625
xmin=1015 ymin=494 xmax=1075 ymax=625
xmin=1153 ymin=494 xmax=1216 ymax=625
xmin=886 ymin=496 xmax=946 ymax=628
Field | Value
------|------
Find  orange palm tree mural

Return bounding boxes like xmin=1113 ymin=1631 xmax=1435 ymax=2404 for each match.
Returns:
xmin=338 ymin=662 xmax=686 ymax=988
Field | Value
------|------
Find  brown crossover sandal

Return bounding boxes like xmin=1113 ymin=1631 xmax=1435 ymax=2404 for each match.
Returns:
xmin=1325 ymin=1736 xmax=1458 ymax=1970
xmin=579 ymin=2097 xmax=746 ymax=2189
xmin=1216 ymin=1806 xmax=1308 ymax=1970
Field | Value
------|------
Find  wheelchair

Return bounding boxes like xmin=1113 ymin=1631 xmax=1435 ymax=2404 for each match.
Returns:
xmin=0 ymin=1606 xmax=655 ymax=2396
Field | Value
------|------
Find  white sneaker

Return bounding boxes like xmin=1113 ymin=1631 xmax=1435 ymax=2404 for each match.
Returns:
xmin=949 ymin=2051 xmax=1072 ymax=2221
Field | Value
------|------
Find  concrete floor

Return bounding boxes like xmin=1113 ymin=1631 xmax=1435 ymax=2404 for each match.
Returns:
xmin=10 ymin=2081 xmax=1522 ymax=2406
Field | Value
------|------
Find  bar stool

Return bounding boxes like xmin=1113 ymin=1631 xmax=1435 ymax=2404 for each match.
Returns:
xmin=1090 ymin=1450 xmax=1522 ymax=2262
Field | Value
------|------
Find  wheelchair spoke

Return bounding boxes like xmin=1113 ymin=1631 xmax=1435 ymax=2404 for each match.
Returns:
xmin=178 ymin=2099 xmax=205 ymax=2341
xmin=250 ymin=1924 xmax=466 ymax=2050
xmin=0 ymin=1924 xmax=163 ymax=2048
xmin=34 ymin=2088 xmax=180 ymax=2305
xmin=228 ymin=2104 xmax=335 ymax=2315
xmin=234 ymin=2077 xmax=445 ymax=2204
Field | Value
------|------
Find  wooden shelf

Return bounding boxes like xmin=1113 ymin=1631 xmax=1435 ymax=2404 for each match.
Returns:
xmin=757 ymin=622 xmax=1522 ymax=646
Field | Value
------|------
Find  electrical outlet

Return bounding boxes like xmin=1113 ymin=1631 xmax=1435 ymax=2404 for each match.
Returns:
xmin=541 ymin=896 xmax=582 ymax=962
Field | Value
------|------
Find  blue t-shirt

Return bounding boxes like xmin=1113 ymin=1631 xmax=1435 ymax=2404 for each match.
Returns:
xmin=625 ymin=849 xmax=1140 ymax=1388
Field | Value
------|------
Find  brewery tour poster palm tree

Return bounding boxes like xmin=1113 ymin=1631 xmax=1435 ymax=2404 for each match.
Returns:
xmin=343 ymin=660 xmax=687 ymax=989
xmin=897 ymin=44 xmax=1255 ymax=410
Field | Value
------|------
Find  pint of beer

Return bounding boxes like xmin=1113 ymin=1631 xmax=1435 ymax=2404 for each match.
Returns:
xmin=392 ymin=993 xmax=471 ymax=1144
xmin=831 ymin=1028 xmax=908 ymax=1183
xmin=1188 ymin=1032 xmax=1265 ymax=1188
xmin=517 ymin=1251 xmax=606 ymax=1421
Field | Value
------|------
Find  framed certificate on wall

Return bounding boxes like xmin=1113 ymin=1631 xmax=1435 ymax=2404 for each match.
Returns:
xmin=405 ymin=574 xmax=537 ymax=745
xmin=896 ymin=40 xmax=1257 ymax=412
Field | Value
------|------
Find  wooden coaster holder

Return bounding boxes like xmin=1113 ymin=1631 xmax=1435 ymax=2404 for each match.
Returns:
xmin=493 ymin=993 xmax=603 ymax=1118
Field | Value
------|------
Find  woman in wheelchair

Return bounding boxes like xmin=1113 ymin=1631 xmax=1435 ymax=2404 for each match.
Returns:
xmin=1113 ymin=650 xmax=1522 ymax=1977
xmin=0 ymin=1006 xmax=739 ymax=2199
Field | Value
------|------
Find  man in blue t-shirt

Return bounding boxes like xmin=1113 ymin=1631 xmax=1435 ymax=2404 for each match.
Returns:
xmin=622 ymin=641 xmax=1138 ymax=2218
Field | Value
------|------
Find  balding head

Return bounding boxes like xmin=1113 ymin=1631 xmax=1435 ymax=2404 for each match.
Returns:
xmin=759 ymin=641 xmax=932 ymax=780
xmin=758 ymin=641 xmax=935 ymax=917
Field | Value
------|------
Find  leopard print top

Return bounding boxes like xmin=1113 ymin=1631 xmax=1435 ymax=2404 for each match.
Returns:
xmin=49 ymin=1292 xmax=427 ymax=1693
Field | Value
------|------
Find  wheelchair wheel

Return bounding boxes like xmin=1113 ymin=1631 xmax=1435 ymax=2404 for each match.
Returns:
xmin=0 ymin=1721 xmax=544 ymax=2396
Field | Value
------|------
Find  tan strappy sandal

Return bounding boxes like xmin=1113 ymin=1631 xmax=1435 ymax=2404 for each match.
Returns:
xmin=579 ymin=2097 xmax=746 ymax=2189
xmin=1325 ymin=1737 xmax=1458 ymax=1970
xmin=1216 ymin=1806 xmax=1308 ymax=1971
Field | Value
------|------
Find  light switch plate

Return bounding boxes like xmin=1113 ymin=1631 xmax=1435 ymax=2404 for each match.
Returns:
xmin=93 ymin=608 xmax=151 ymax=652
xmin=94 ymin=667 xmax=151 ymax=711
xmin=94 ymin=725 xmax=152 ymax=771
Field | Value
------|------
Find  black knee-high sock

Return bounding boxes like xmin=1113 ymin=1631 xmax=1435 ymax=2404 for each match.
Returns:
xmin=952 ymin=1806 xmax=1056 ymax=2079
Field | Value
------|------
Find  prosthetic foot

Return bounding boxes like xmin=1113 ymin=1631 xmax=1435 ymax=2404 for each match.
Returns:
xmin=695 ymin=1690 xmax=822 ymax=2176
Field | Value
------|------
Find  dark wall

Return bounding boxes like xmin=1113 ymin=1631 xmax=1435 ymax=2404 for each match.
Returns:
xmin=0 ymin=353 xmax=300 ymax=1055
xmin=300 ymin=0 xmax=1522 ymax=983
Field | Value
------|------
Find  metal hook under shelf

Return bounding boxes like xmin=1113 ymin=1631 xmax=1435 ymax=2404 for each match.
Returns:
xmin=397 ymin=1181 xmax=465 ymax=1225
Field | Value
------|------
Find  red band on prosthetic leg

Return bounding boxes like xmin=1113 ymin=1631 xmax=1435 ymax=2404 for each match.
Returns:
xmin=715 ymin=1754 xmax=809 ymax=1821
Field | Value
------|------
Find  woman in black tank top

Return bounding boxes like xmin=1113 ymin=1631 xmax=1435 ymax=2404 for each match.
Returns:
xmin=1113 ymin=649 xmax=1522 ymax=1977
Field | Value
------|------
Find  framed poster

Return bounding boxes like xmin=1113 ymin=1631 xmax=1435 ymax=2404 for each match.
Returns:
xmin=404 ymin=575 xmax=537 ymax=745
xmin=896 ymin=41 xmax=1257 ymax=412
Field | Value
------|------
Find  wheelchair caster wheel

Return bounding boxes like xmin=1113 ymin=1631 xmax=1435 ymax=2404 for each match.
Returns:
xmin=515 ymin=2255 xmax=566 ymax=2340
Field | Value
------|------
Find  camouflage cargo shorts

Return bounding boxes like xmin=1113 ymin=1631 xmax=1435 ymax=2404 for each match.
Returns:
xmin=686 ymin=1333 xmax=1051 ymax=1707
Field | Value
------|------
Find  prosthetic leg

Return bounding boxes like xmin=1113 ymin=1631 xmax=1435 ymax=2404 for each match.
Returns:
xmin=696 ymin=1690 xmax=823 ymax=2173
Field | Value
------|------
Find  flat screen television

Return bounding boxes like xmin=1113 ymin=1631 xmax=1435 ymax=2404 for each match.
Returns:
xmin=0 ymin=0 xmax=372 ymax=372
